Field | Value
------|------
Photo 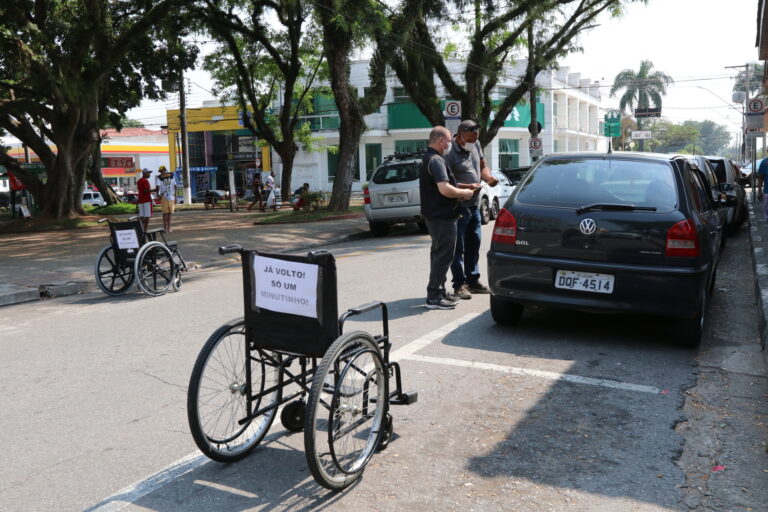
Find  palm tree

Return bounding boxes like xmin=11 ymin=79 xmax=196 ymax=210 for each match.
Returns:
xmin=610 ymin=60 xmax=673 ymax=150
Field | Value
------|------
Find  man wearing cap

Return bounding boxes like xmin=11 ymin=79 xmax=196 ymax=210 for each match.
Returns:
xmin=444 ymin=119 xmax=499 ymax=299
xmin=157 ymin=166 xmax=177 ymax=232
xmin=137 ymin=168 xmax=155 ymax=232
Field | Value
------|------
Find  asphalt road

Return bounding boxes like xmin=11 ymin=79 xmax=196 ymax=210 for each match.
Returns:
xmin=0 ymin=224 xmax=765 ymax=511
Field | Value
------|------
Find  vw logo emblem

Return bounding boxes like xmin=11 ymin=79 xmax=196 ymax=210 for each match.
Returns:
xmin=579 ymin=218 xmax=597 ymax=235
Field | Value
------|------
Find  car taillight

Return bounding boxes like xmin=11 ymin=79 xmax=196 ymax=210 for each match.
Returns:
xmin=666 ymin=219 xmax=699 ymax=257
xmin=363 ymin=186 xmax=370 ymax=204
xmin=492 ymin=208 xmax=517 ymax=244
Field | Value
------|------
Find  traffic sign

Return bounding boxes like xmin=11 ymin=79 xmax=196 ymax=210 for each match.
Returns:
xmin=444 ymin=100 xmax=461 ymax=118
xmin=603 ymin=111 xmax=621 ymax=137
xmin=529 ymin=137 xmax=543 ymax=157
xmin=635 ymin=107 xmax=661 ymax=118
xmin=748 ymin=97 xmax=764 ymax=113
xmin=631 ymin=130 xmax=652 ymax=140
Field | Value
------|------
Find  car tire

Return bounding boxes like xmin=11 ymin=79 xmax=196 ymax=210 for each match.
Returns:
xmin=480 ymin=197 xmax=490 ymax=225
xmin=490 ymin=295 xmax=524 ymax=325
xmin=369 ymin=222 xmax=390 ymax=237
xmin=675 ymin=294 xmax=705 ymax=347
xmin=490 ymin=198 xmax=499 ymax=220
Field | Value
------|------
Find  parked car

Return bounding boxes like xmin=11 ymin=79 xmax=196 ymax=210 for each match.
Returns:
xmin=122 ymin=192 xmax=139 ymax=204
xmin=363 ymin=151 xmax=503 ymax=236
xmin=687 ymin=156 xmax=732 ymax=240
xmin=740 ymin=158 xmax=764 ymax=183
xmin=704 ymin=156 xmax=747 ymax=233
xmin=485 ymin=170 xmax=516 ymax=221
xmin=82 ymin=191 xmax=106 ymax=207
xmin=488 ymin=152 xmax=736 ymax=346
xmin=363 ymin=152 xmax=427 ymax=236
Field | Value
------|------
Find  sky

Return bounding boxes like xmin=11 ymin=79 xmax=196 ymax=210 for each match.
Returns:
xmin=121 ymin=0 xmax=764 ymax=146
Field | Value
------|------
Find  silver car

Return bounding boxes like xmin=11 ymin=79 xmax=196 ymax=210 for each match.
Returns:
xmin=364 ymin=153 xmax=426 ymax=236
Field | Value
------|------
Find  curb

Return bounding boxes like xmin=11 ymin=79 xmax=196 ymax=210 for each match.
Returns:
xmin=745 ymin=199 xmax=768 ymax=377
xmin=252 ymin=212 xmax=364 ymax=225
xmin=0 ymin=229 xmax=372 ymax=307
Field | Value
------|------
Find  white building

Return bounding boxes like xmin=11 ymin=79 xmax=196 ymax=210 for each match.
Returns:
xmin=275 ymin=59 xmax=607 ymax=193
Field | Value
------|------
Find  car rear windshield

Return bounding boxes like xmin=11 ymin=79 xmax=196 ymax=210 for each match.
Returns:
xmin=516 ymin=158 xmax=678 ymax=212
xmin=371 ymin=162 xmax=420 ymax=185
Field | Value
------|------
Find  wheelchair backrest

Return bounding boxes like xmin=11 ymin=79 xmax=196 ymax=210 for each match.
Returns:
xmin=108 ymin=220 xmax=145 ymax=266
xmin=242 ymin=250 xmax=339 ymax=357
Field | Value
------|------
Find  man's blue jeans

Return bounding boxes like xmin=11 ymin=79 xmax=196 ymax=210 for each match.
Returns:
xmin=451 ymin=205 xmax=482 ymax=289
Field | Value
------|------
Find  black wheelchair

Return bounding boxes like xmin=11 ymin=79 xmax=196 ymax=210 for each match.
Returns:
xmin=186 ymin=245 xmax=417 ymax=490
xmin=95 ymin=217 xmax=188 ymax=297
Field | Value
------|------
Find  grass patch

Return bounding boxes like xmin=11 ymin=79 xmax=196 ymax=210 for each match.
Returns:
xmin=255 ymin=205 xmax=364 ymax=224
xmin=83 ymin=203 xmax=138 ymax=215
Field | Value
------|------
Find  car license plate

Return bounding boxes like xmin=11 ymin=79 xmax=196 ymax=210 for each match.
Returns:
xmin=554 ymin=270 xmax=614 ymax=294
xmin=387 ymin=193 xmax=407 ymax=204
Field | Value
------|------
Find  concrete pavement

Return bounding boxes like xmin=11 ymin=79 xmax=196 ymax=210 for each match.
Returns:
xmin=0 ymin=207 xmax=371 ymax=307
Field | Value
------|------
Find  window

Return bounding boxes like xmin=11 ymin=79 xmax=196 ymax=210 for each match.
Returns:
xmin=372 ymin=162 xmax=420 ymax=184
xmin=327 ymin=148 xmax=360 ymax=181
xmin=393 ymin=87 xmax=410 ymax=103
xmin=365 ymin=144 xmax=382 ymax=181
xmin=395 ymin=140 xmax=428 ymax=153
xmin=499 ymin=139 xmax=520 ymax=169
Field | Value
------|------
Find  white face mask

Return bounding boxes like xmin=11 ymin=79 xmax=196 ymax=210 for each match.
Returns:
xmin=462 ymin=142 xmax=475 ymax=152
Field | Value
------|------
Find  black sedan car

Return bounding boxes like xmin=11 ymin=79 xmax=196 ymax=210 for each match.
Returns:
xmin=488 ymin=152 xmax=735 ymax=346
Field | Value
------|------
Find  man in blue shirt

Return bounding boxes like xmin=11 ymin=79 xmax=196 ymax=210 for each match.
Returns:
xmin=419 ymin=126 xmax=475 ymax=310
xmin=757 ymin=158 xmax=768 ymax=220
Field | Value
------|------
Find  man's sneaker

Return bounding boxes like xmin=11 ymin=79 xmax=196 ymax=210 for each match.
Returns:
xmin=443 ymin=291 xmax=460 ymax=304
xmin=467 ymin=282 xmax=491 ymax=294
xmin=454 ymin=284 xmax=472 ymax=300
xmin=425 ymin=297 xmax=457 ymax=310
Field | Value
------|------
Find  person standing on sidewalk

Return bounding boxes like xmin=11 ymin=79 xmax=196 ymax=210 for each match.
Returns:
xmin=156 ymin=166 xmax=176 ymax=232
xmin=420 ymin=126 xmax=475 ymax=310
xmin=137 ymin=168 xmax=155 ymax=232
xmin=757 ymin=158 xmax=768 ymax=221
xmin=247 ymin=171 xmax=264 ymax=211
xmin=444 ymin=120 xmax=498 ymax=300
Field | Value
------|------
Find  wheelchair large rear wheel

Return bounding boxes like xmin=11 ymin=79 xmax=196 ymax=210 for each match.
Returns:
xmin=188 ymin=318 xmax=281 ymax=462
xmin=304 ymin=331 xmax=388 ymax=490
xmin=135 ymin=241 xmax=174 ymax=296
xmin=95 ymin=245 xmax=134 ymax=295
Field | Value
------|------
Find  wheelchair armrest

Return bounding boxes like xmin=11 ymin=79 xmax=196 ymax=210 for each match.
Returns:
xmin=347 ymin=301 xmax=385 ymax=315
xmin=146 ymin=228 xmax=165 ymax=235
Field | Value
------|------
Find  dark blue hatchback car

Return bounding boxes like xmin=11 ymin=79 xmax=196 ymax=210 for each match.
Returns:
xmin=487 ymin=152 xmax=734 ymax=346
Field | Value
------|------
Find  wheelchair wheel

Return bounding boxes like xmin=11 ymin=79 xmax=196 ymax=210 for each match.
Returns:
xmin=95 ymin=245 xmax=134 ymax=295
xmin=134 ymin=241 xmax=174 ymax=296
xmin=304 ymin=331 xmax=388 ymax=490
xmin=187 ymin=318 xmax=281 ymax=462
xmin=171 ymin=249 xmax=186 ymax=292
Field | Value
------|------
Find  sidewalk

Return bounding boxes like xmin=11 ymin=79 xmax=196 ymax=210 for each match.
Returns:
xmin=746 ymin=193 xmax=768 ymax=373
xmin=0 ymin=208 xmax=370 ymax=306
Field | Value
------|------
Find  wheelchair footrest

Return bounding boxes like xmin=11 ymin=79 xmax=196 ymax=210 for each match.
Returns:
xmin=389 ymin=391 xmax=418 ymax=406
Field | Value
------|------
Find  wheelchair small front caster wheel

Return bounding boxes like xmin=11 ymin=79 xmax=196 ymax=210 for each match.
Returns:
xmin=281 ymin=400 xmax=305 ymax=432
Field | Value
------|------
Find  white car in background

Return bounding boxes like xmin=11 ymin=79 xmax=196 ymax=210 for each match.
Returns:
xmin=82 ymin=191 xmax=106 ymax=207
xmin=479 ymin=170 xmax=516 ymax=224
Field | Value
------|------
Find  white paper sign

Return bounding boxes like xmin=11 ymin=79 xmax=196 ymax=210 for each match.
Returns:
xmin=253 ymin=255 xmax=319 ymax=318
xmin=115 ymin=229 xmax=140 ymax=249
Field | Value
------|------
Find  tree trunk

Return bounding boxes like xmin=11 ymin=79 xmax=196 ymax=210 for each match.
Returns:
xmin=276 ymin=142 xmax=297 ymax=194
xmin=88 ymin=143 xmax=119 ymax=205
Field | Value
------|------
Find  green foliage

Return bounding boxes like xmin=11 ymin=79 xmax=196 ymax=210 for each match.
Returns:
xmin=732 ymin=63 xmax=765 ymax=97
xmin=610 ymin=60 xmax=673 ymax=119
xmin=299 ymin=190 xmax=329 ymax=212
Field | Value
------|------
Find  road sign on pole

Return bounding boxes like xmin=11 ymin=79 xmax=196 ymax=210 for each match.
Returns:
xmin=603 ymin=111 xmax=621 ymax=137
xmin=444 ymin=100 xmax=461 ymax=134
xmin=529 ymin=137 xmax=543 ymax=158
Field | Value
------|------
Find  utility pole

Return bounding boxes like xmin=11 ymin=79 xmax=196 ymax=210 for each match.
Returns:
xmin=726 ymin=63 xmax=756 ymax=199
xmin=178 ymin=74 xmax=192 ymax=204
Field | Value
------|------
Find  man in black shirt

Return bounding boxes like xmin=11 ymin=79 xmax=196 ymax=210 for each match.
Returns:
xmin=420 ymin=126 xmax=475 ymax=309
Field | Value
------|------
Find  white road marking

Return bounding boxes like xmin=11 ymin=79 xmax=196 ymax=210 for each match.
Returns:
xmin=403 ymin=354 xmax=661 ymax=394
xmin=89 ymin=308 xmax=658 ymax=509
xmin=85 ymin=451 xmax=209 ymax=512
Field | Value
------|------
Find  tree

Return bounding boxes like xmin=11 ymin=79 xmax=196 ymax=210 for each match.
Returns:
xmin=609 ymin=60 xmax=673 ymax=150
xmin=104 ymin=118 xmax=145 ymax=129
xmin=0 ymin=0 xmax=197 ymax=219
xmin=389 ymin=0 xmax=641 ymax=148
xmin=313 ymin=0 xmax=421 ymax=211
xmin=196 ymin=0 xmax=326 ymax=194
xmin=683 ymin=120 xmax=731 ymax=155
xmin=732 ymin=62 xmax=765 ymax=97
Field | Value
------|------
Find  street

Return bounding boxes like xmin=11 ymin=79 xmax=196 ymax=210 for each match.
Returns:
xmin=0 ymin=224 xmax=766 ymax=512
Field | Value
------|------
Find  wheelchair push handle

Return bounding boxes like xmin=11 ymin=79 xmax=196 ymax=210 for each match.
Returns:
xmin=219 ymin=244 xmax=244 ymax=255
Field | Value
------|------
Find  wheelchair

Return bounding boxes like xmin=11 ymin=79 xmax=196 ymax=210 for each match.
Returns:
xmin=95 ymin=217 xmax=188 ymax=297
xmin=186 ymin=245 xmax=417 ymax=490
